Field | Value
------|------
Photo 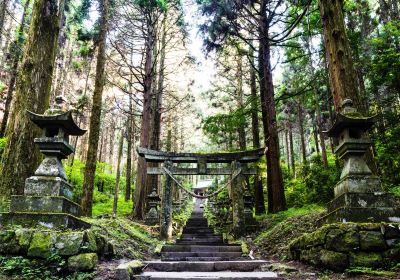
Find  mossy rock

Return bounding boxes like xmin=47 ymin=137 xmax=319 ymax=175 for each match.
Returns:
xmin=116 ymin=260 xmax=144 ymax=280
xmin=382 ymin=247 xmax=400 ymax=261
xmin=326 ymin=228 xmax=360 ymax=252
xmin=67 ymin=253 xmax=98 ymax=271
xmin=81 ymin=230 xmax=97 ymax=253
xmin=15 ymin=229 xmax=33 ymax=253
xmin=320 ymin=249 xmax=349 ymax=271
xmin=299 ymin=247 xmax=322 ymax=266
xmin=380 ymin=224 xmax=400 ymax=239
xmin=28 ymin=231 xmax=55 ymax=258
xmin=359 ymin=231 xmax=386 ymax=251
xmin=95 ymin=233 xmax=107 ymax=255
xmin=54 ymin=232 xmax=84 ymax=256
xmin=349 ymin=251 xmax=383 ymax=268
xmin=358 ymin=223 xmax=381 ymax=231
xmin=0 ymin=230 xmax=20 ymax=254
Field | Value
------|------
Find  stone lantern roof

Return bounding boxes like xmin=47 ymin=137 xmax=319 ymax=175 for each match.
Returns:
xmin=326 ymin=98 xmax=375 ymax=137
xmin=27 ymin=110 xmax=86 ymax=136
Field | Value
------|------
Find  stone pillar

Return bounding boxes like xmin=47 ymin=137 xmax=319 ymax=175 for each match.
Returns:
xmin=160 ymin=160 xmax=173 ymax=240
xmin=230 ymin=161 xmax=245 ymax=236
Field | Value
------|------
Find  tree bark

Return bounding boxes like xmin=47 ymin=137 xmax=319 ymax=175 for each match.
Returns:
xmin=0 ymin=0 xmax=9 ymax=46
xmin=259 ymin=0 xmax=286 ymax=213
xmin=318 ymin=0 xmax=361 ymax=112
xmin=297 ymin=102 xmax=307 ymax=164
xmin=0 ymin=0 xmax=31 ymax=137
xmin=133 ymin=11 xmax=156 ymax=220
xmin=81 ymin=0 xmax=109 ymax=216
xmin=0 ymin=0 xmax=63 ymax=198
xmin=113 ymin=129 xmax=124 ymax=219
xmin=249 ymin=48 xmax=265 ymax=215
xmin=235 ymin=49 xmax=246 ymax=150
xmin=125 ymin=99 xmax=133 ymax=201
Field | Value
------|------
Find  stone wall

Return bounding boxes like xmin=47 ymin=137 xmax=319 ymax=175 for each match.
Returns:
xmin=0 ymin=228 xmax=114 ymax=271
xmin=288 ymin=223 xmax=400 ymax=271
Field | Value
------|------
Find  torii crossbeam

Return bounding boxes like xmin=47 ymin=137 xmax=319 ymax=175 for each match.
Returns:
xmin=138 ymin=147 xmax=265 ymax=240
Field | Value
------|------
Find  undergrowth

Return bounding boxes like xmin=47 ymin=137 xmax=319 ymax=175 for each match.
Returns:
xmin=0 ymin=254 xmax=95 ymax=280
xmin=254 ymin=205 xmax=325 ymax=259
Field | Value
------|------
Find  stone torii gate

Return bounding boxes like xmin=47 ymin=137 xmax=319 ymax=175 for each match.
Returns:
xmin=137 ymin=147 xmax=265 ymax=240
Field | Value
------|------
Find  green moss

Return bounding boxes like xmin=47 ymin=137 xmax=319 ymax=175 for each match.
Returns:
xmin=349 ymin=251 xmax=383 ymax=268
xmin=345 ymin=267 xmax=396 ymax=277
xmin=54 ymin=232 xmax=84 ymax=256
xmin=28 ymin=231 xmax=54 ymax=258
xmin=320 ymin=249 xmax=349 ymax=271
xmin=67 ymin=253 xmax=98 ymax=271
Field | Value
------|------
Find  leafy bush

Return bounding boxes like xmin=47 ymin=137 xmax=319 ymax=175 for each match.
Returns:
xmin=0 ymin=254 xmax=94 ymax=280
xmin=284 ymin=153 xmax=339 ymax=208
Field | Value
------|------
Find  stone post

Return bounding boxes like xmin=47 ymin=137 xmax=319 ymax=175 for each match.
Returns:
xmin=160 ymin=160 xmax=173 ymax=240
xmin=230 ymin=160 xmax=245 ymax=236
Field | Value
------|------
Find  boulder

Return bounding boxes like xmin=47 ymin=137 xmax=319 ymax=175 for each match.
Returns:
xmin=349 ymin=251 xmax=382 ymax=268
xmin=54 ymin=232 xmax=84 ymax=256
xmin=320 ymin=249 xmax=348 ymax=271
xmin=115 ymin=260 xmax=144 ymax=280
xmin=326 ymin=228 xmax=359 ymax=252
xmin=359 ymin=231 xmax=386 ymax=251
xmin=68 ymin=253 xmax=98 ymax=271
xmin=15 ymin=229 xmax=33 ymax=253
xmin=82 ymin=230 xmax=97 ymax=253
xmin=381 ymin=224 xmax=400 ymax=239
xmin=0 ymin=230 xmax=20 ymax=254
xmin=27 ymin=231 xmax=54 ymax=258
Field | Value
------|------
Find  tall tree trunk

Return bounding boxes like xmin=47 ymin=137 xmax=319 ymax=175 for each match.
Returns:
xmin=318 ymin=0 xmax=361 ymax=112
xmin=81 ymin=0 xmax=109 ymax=216
xmin=288 ymin=121 xmax=295 ymax=177
xmin=113 ymin=129 xmax=124 ymax=218
xmin=133 ymin=12 xmax=156 ymax=220
xmin=0 ymin=0 xmax=63 ymax=198
xmin=235 ymin=50 xmax=246 ymax=150
xmin=125 ymin=99 xmax=133 ymax=201
xmin=0 ymin=0 xmax=9 ymax=46
xmin=259 ymin=0 xmax=286 ymax=213
xmin=0 ymin=0 xmax=31 ymax=137
xmin=297 ymin=102 xmax=307 ymax=164
xmin=249 ymin=47 xmax=265 ymax=215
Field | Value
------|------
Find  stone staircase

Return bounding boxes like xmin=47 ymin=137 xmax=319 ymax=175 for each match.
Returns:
xmin=135 ymin=199 xmax=282 ymax=279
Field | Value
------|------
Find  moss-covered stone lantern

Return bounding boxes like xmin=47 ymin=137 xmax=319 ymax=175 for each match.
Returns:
xmin=145 ymin=188 xmax=161 ymax=226
xmin=321 ymin=99 xmax=400 ymax=223
xmin=0 ymin=97 xmax=90 ymax=229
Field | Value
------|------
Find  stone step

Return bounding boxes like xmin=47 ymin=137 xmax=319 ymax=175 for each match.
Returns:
xmin=176 ymin=237 xmax=222 ymax=243
xmin=175 ymin=242 xmax=225 ymax=246
xmin=161 ymin=252 xmax=242 ymax=260
xmin=183 ymin=228 xmax=215 ymax=234
xmin=136 ymin=271 xmax=281 ymax=279
xmin=143 ymin=260 xmax=269 ymax=272
xmin=180 ymin=234 xmax=222 ymax=238
xmin=162 ymin=245 xmax=242 ymax=253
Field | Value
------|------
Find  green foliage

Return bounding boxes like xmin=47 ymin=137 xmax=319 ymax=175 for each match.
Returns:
xmin=0 ymin=254 xmax=94 ymax=280
xmin=0 ymin=138 xmax=7 ymax=158
xmin=71 ymin=61 xmax=82 ymax=70
xmin=374 ymin=118 xmax=400 ymax=189
xmin=202 ymin=109 xmax=248 ymax=147
xmin=283 ymin=154 xmax=339 ymax=208
xmin=65 ymin=160 xmax=130 ymax=207
xmin=92 ymin=193 xmax=133 ymax=217
xmin=0 ymin=81 xmax=6 ymax=92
